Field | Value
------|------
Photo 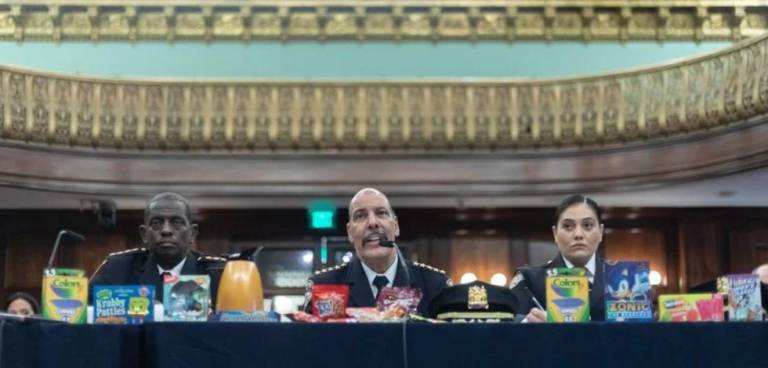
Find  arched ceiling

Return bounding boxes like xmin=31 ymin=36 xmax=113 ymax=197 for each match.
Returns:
xmin=0 ymin=41 xmax=731 ymax=79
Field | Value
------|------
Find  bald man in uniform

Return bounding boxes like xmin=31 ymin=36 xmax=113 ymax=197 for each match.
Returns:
xmin=304 ymin=188 xmax=451 ymax=315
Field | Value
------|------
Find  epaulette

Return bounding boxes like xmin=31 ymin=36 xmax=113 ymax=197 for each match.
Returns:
xmin=523 ymin=259 xmax=553 ymax=269
xmin=413 ymin=261 xmax=446 ymax=274
xmin=197 ymin=255 xmax=227 ymax=263
xmin=314 ymin=262 xmax=348 ymax=275
xmin=108 ymin=247 xmax=147 ymax=257
xmin=508 ymin=271 xmax=525 ymax=289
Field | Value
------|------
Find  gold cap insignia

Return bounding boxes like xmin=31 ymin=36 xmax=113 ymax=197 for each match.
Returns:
xmin=468 ymin=285 xmax=489 ymax=310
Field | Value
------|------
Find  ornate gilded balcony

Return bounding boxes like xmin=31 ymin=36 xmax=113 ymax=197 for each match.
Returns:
xmin=0 ymin=1 xmax=766 ymax=42
xmin=1 ymin=32 xmax=766 ymax=151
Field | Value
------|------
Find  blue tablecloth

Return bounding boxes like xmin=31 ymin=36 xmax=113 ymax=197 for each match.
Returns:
xmin=2 ymin=319 xmax=768 ymax=368
xmin=0 ymin=319 xmax=142 ymax=368
xmin=407 ymin=322 xmax=768 ymax=368
xmin=145 ymin=322 xmax=404 ymax=368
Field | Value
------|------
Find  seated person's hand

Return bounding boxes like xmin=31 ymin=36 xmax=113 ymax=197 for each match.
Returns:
xmin=525 ymin=307 xmax=547 ymax=323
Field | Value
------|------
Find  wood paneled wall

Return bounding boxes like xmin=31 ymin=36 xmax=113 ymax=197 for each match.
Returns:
xmin=448 ymin=232 xmax=512 ymax=284
xmin=730 ymin=229 xmax=768 ymax=273
xmin=603 ymin=228 xmax=676 ymax=297
xmin=2 ymin=207 xmax=768 ymax=305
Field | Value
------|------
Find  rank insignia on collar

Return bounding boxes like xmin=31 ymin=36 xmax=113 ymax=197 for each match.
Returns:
xmin=509 ymin=273 xmax=524 ymax=289
xmin=468 ymin=285 xmax=489 ymax=310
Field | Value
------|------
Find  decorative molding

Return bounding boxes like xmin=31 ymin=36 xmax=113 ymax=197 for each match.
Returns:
xmin=1 ymin=32 xmax=767 ymax=151
xmin=1 ymin=114 xmax=767 ymax=202
xmin=0 ymin=1 xmax=766 ymax=42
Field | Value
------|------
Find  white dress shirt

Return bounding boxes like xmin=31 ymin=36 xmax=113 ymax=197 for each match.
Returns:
xmin=156 ymin=257 xmax=186 ymax=278
xmin=360 ymin=255 xmax=399 ymax=299
xmin=562 ymin=253 xmax=596 ymax=284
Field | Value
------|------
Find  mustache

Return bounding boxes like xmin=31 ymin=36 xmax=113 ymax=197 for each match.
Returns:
xmin=363 ymin=232 xmax=387 ymax=242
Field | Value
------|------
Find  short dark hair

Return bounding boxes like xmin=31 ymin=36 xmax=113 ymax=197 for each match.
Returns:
xmin=553 ymin=194 xmax=603 ymax=226
xmin=144 ymin=192 xmax=194 ymax=223
xmin=5 ymin=292 xmax=41 ymax=314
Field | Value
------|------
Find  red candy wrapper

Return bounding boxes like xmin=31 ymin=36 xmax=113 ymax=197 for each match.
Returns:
xmin=325 ymin=317 xmax=357 ymax=323
xmin=376 ymin=287 xmax=422 ymax=316
xmin=290 ymin=311 xmax=323 ymax=323
xmin=311 ymin=284 xmax=349 ymax=320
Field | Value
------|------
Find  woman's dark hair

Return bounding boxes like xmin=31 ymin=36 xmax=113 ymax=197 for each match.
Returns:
xmin=553 ymin=194 xmax=603 ymax=226
xmin=4 ymin=292 xmax=41 ymax=314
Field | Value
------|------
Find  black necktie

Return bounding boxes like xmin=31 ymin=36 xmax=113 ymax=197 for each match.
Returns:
xmin=373 ymin=275 xmax=389 ymax=301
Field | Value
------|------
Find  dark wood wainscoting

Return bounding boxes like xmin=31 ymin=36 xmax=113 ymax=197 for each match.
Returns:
xmin=2 ymin=207 xmax=767 ymax=304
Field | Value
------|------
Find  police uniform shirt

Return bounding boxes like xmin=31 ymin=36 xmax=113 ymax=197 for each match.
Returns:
xmin=304 ymin=256 xmax=451 ymax=316
xmin=90 ymin=248 xmax=226 ymax=306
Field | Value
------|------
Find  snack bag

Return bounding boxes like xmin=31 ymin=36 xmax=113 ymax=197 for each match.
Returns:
xmin=718 ymin=274 xmax=763 ymax=321
xmin=346 ymin=307 xmax=382 ymax=322
xmin=376 ymin=287 xmax=422 ymax=317
xmin=311 ymin=284 xmax=349 ymax=320
xmin=290 ymin=311 xmax=324 ymax=323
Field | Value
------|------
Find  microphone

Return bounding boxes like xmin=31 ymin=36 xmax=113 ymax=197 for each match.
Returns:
xmin=378 ymin=238 xmax=411 ymax=287
xmin=379 ymin=239 xmax=396 ymax=248
xmin=46 ymin=230 xmax=86 ymax=270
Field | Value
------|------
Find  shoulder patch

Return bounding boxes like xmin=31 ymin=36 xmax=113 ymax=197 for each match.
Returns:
xmin=314 ymin=262 xmax=348 ymax=275
xmin=108 ymin=247 xmax=146 ymax=257
xmin=413 ymin=261 xmax=446 ymax=274
xmin=509 ymin=272 xmax=525 ymax=289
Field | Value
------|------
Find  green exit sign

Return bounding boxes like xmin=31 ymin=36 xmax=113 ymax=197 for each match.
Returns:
xmin=310 ymin=210 xmax=335 ymax=229
xmin=308 ymin=200 xmax=336 ymax=230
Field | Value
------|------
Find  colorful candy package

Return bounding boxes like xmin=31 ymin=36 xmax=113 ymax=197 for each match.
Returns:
xmin=311 ymin=284 xmax=349 ymax=319
xmin=290 ymin=311 xmax=324 ymax=323
xmin=658 ymin=293 xmax=724 ymax=322
xmin=376 ymin=287 xmax=422 ymax=316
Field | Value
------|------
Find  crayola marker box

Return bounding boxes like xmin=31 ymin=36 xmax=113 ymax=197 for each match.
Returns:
xmin=546 ymin=267 xmax=590 ymax=322
xmin=42 ymin=268 xmax=88 ymax=324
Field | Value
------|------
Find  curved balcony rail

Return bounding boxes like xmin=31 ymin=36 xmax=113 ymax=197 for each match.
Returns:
xmin=0 ymin=1 xmax=767 ymax=42
xmin=0 ymin=33 xmax=767 ymax=151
